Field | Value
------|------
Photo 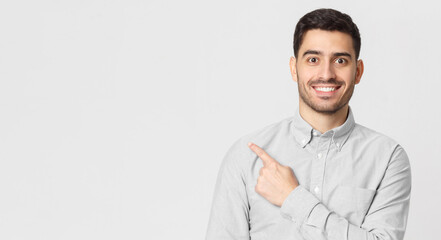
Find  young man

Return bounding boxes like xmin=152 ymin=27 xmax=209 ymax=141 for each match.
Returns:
xmin=206 ymin=8 xmax=411 ymax=240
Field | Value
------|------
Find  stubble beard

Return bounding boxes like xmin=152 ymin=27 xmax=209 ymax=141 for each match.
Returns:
xmin=297 ymin=74 xmax=355 ymax=115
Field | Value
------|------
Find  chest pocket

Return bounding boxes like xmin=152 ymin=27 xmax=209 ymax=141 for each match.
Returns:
xmin=328 ymin=186 xmax=376 ymax=226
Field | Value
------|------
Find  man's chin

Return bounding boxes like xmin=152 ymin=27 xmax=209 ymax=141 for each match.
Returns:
xmin=308 ymin=103 xmax=346 ymax=115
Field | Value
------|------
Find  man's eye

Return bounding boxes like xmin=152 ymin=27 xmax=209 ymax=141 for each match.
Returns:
xmin=335 ymin=58 xmax=346 ymax=64
xmin=308 ymin=58 xmax=318 ymax=63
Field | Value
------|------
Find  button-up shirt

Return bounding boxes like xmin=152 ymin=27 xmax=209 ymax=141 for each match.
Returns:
xmin=206 ymin=107 xmax=411 ymax=240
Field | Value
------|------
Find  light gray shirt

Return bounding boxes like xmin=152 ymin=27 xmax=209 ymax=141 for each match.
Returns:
xmin=206 ymin=107 xmax=411 ymax=240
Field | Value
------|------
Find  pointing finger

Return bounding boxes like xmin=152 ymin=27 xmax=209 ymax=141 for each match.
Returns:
xmin=248 ymin=142 xmax=278 ymax=166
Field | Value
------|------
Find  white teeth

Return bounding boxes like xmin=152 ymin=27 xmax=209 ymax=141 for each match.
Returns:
xmin=315 ymin=87 xmax=335 ymax=92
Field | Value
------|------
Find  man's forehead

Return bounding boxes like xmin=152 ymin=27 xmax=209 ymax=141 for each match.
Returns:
xmin=299 ymin=29 xmax=355 ymax=56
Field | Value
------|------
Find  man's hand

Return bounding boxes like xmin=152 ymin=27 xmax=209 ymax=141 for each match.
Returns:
xmin=248 ymin=142 xmax=299 ymax=207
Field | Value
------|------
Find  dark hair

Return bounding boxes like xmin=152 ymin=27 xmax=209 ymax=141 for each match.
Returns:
xmin=293 ymin=8 xmax=361 ymax=59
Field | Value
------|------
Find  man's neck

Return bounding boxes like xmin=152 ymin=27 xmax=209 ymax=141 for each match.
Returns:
xmin=299 ymin=103 xmax=349 ymax=134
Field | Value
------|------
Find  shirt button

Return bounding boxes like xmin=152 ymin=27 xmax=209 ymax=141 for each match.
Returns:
xmin=314 ymin=186 xmax=320 ymax=194
xmin=313 ymin=131 xmax=318 ymax=136
xmin=336 ymin=143 xmax=340 ymax=148
xmin=317 ymin=153 xmax=322 ymax=159
xmin=302 ymin=139 xmax=306 ymax=144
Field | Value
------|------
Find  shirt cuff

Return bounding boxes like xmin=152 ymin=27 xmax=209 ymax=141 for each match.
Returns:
xmin=280 ymin=185 xmax=320 ymax=224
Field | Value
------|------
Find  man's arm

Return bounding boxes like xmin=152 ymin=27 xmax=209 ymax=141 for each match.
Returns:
xmin=250 ymin=143 xmax=411 ymax=240
xmin=206 ymin=140 xmax=250 ymax=240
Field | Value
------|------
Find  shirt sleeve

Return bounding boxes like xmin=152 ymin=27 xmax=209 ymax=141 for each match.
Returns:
xmin=280 ymin=145 xmax=412 ymax=240
xmin=206 ymin=139 xmax=251 ymax=240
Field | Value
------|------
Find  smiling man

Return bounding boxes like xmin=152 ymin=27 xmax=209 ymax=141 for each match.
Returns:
xmin=206 ymin=8 xmax=411 ymax=240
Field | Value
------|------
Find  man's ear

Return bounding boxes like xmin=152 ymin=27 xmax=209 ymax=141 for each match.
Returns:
xmin=355 ymin=59 xmax=364 ymax=85
xmin=289 ymin=56 xmax=298 ymax=82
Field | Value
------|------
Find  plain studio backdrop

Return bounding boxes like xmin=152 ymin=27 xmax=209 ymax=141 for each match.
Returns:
xmin=0 ymin=0 xmax=440 ymax=239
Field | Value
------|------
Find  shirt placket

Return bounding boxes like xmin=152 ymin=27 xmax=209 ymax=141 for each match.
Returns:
xmin=310 ymin=133 xmax=331 ymax=201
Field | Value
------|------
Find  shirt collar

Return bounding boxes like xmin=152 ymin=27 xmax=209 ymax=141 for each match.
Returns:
xmin=291 ymin=107 xmax=355 ymax=151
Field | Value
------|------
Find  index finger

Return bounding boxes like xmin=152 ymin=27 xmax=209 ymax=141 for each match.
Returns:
xmin=248 ymin=142 xmax=278 ymax=166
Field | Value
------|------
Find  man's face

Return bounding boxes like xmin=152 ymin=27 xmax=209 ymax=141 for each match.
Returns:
xmin=290 ymin=29 xmax=364 ymax=115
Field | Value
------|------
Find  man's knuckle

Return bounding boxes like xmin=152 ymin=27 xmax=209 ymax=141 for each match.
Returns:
xmin=255 ymin=183 xmax=261 ymax=193
xmin=268 ymin=162 xmax=277 ymax=169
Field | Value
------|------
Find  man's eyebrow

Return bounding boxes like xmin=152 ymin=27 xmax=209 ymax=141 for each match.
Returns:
xmin=302 ymin=50 xmax=322 ymax=57
xmin=333 ymin=52 xmax=352 ymax=59
xmin=302 ymin=50 xmax=353 ymax=59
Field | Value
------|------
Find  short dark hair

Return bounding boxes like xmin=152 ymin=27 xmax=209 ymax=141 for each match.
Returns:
xmin=293 ymin=8 xmax=361 ymax=59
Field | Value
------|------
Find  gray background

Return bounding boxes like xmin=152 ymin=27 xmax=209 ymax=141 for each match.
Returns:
xmin=0 ymin=0 xmax=439 ymax=239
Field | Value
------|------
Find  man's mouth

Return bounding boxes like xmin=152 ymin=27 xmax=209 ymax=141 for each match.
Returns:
xmin=312 ymin=86 xmax=341 ymax=93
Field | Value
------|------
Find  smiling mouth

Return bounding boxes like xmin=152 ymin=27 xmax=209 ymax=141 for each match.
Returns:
xmin=312 ymin=86 xmax=341 ymax=93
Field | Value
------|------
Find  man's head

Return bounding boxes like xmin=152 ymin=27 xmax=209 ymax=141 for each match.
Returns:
xmin=290 ymin=8 xmax=364 ymax=116
xmin=293 ymin=8 xmax=361 ymax=60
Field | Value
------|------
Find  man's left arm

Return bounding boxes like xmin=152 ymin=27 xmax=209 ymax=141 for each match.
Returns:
xmin=249 ymin=143 xmax=411 ymax=240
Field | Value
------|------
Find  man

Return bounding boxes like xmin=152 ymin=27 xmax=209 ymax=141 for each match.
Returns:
xmin=206 ymin=8 xmax=411 ymax=240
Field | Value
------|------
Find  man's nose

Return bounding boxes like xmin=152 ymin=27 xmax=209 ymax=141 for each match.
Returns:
xmin=318 ymin=61 xmax=336 ymax=80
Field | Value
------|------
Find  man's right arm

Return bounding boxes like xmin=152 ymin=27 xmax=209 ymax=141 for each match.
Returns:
xmin=206 ymin=139 xmax=251 ymax=240
xmin=280 ymin=144 xmax=411 ymax=240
